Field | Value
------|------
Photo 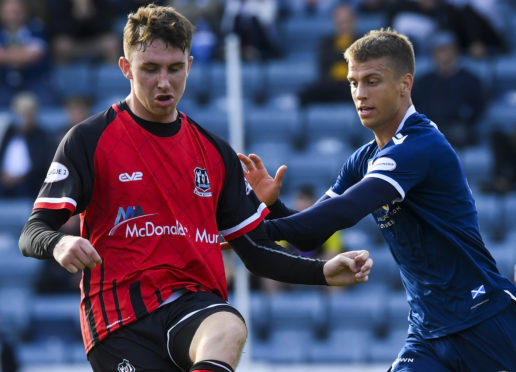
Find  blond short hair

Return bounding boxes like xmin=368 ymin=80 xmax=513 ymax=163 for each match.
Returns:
xmin=123 ymin=4 xmax=194 ymax=58
xmin=344 ymin=28 xmax=415 ymax=78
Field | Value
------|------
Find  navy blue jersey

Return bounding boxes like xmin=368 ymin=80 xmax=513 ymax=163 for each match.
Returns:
xmin=329 ymin=106 xmax=516 ymax=339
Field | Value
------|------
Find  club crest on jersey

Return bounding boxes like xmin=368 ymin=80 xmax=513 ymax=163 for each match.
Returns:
xmin=194 ymin=167 xmax=212 ymax=197
xmin=117 ymin=359 xmax=135 ymax=372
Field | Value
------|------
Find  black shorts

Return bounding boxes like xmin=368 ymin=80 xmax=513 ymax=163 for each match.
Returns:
xmin=88 ymin=290 xmax=244 ymax=372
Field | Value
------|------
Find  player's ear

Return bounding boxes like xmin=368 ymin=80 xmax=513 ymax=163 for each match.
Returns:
xmin=119 ymin=57 xmax=132 ymax=80
xmin=400 ymin=73 xmax=413 ymax=97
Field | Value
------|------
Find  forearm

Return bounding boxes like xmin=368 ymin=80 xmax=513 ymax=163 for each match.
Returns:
xmin=266 ymin=198 xmax=298 ymax=219
xmin=266 ymin=177 xmax=399 ymax=251
xmin=230 ymin=224 xmax=327 ymax=285
xmin=19 ymin=209 xmax=70 ymax=259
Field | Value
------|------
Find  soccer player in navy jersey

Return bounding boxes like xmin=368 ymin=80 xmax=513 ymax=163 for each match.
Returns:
xmin=239 ymin=29 xmax=516 ymax=371
xmin=17 ymin=4 xmax=373 ymax=372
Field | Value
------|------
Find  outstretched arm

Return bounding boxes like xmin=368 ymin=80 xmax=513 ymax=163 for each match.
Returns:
xmin=265 ymin=177 xmax=399 ymax=251
xmin=229 ymin=221 xmax=373 ymax=286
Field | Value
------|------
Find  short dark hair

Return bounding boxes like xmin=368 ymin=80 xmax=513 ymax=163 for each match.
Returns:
xmin=123 ymin=4 xmax=194 ymax=58
xmin=344 ymin=28 xmax=415 ymax=78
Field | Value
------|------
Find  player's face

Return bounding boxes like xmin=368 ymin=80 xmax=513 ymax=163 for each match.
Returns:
xmin=347 ymin=57 xmax=411 ymax=137
xmin=120 ymin=39 xmax=193 ymax=123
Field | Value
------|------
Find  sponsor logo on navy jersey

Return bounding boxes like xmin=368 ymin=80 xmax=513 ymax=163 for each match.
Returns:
xmin=117 ymin=359 xmax=135 ymax=372
xmin=109 ymin=206 xmax=188 ymax=238
xmin=367 ymin=157 xmax=397 ymax=173
xmin=194 ymin=167 xmax=212 ymax=197
xmin=45 ymin=162 xmax=69 ymax=183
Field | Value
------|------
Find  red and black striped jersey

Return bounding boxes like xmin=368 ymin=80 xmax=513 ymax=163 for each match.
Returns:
xmin=34 ymin=102 xmax=268 ymax=353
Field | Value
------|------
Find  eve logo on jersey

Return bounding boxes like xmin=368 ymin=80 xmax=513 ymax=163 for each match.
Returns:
xmin=44 ymin=162 xmax=69 ymax=183
xmin=392 ymin=133 xmax=408 ymax=145
xmin=193 ymin=167 xmax=212 ymax=197
xmin=119 ymin=171 xmax=143 ymax=182
xmin=117 ymin=359 xmax=135 ymax=372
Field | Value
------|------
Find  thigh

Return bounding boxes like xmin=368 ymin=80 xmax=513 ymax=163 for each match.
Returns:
xmin=388 ymin=333 xmax=453 ymax=372
xmin=449 ymin=302 xmax=516 ymax=372
xmin=165 ymin=291 xmax=244 ymax=371
xmin=88 ymin=291 xmax=243 ymax=372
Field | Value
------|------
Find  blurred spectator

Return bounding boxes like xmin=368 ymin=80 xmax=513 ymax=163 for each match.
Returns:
xmin=297 ymin=2 xmax=356 ymax=107
xmin=114 ymin=0 xmax=168 ymax=15
xmin=448 ymin=0 xmax=508 ymax=58
xmin=259 ymin=185 xmax=345 ymax=293
xmin=0 ymin=0 xmax=55 ymax=106
xmin=221 ymin=0 xmax=282 ymax=61
xmin=0 ymin=335 xmax=18 ymax=371
xmin=0 ymin=92 xmax=54 ymax=198
xmin=412 ymin=31 xmax=485 ymax=149
xmin=47 ymin=0 xmax=120 ymax=65
xmin=168 ymin=0 xmax=224 ymax=63
xmin=386 ymin=0 xmax=462 ymax=56
xmin=482 ymin=126 xmax=516 ymax=194
xmin=54 ymin=95 xmax=93 ymax=145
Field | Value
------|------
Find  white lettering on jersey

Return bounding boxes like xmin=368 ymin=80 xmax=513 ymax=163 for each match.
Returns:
xmin=119 ymin=172 xmax=143 ymax=182
xmin=125 ymin=221 xmax=187 ymax=238
xmin=368 ymin=157 xmax=397 ymax=172
xmin=195 ymin=228 xmax=220 ymax=244
xmin=44 ymin=162 xmax=69 ymax=183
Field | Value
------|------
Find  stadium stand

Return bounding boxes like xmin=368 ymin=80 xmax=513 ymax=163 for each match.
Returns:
xmin=3 ymin=1 xmax=516 ymax=370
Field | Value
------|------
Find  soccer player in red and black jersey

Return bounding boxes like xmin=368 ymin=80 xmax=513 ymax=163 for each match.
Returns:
xmin=18 ymin=4 xmax=373 ymax=372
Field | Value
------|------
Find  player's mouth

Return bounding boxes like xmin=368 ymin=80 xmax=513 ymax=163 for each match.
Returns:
xmin=155 ymin=94 xmax=174 ymax=106
xmin=358 ymin=106 xmax=374 ymax=118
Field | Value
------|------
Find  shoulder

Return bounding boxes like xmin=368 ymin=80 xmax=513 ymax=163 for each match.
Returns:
xmin=63 ymin=106 xmax=117 ymax=145
xmin=183 ymin=113 xmax=236 ymax=159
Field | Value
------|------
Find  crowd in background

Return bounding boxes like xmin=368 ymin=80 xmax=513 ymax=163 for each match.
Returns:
xmin=0 ymin=0 xmax=515 ymax=369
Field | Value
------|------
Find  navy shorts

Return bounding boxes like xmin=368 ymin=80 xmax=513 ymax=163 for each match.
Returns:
xmin=389 ymin=301 xmax=516 ymax=372
xmin=88 ymin=290 xmax=244 ymax=372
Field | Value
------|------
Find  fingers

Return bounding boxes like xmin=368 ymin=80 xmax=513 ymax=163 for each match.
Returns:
xmin=248 ymin=153 xmax=266 ymax=170
xmin=237 ymin=153 xmax=254 ymax=173
xmin=274 ymin=164 xmax=288 ymax=184
xmin=54 ymin=236 xmax=102 ymax=273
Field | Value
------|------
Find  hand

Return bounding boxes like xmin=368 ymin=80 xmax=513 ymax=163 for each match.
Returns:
xmin=53 ymin=235 xmax=102 ymax=274
xmin=237 ymin=153 xmax=287 ymax=206
xmin=323 ymin=250 xmax=373 ymax=286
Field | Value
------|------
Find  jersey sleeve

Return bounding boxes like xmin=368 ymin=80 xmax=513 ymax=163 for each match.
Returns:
xmin=34 ymin=112 xmax=107 ymax=214
xmin=328 ymin=144 xmax=372 ymax=197
xmin=213 ymin=141 xmax=269 ymax=241
xmin=364 ymin=136 xmax=429 ymax=201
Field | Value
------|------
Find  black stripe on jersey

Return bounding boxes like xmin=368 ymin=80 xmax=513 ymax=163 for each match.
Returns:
xmin=98 ymin=264 xmax=111 ymax=335
xmin=82 ymin=268 xmax=100 ymax=345
xmin=112 ymin=280 xmax=123 ymax=326
xmin=155 ymin=289 xmax=163 ymax=304
xmin=129 ymin=281 xmax=149 ymax=318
